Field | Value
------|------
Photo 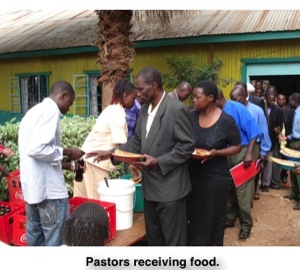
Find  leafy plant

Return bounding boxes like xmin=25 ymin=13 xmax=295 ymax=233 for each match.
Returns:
xmin=163 ymin=55 xmax=233 ymax=91
xmin=0 ymin=119 xmax=20 ymax=201
xmin=0 ymin=116 xmax=128 ymax=201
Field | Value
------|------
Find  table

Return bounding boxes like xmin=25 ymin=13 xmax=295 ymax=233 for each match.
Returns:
xmin=109 ymin=212 xmax=146 ymax=246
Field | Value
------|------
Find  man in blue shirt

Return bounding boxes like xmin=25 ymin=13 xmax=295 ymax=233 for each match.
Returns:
xmin=230 ymin=85 xmax=271 ymax=200
xmin=216 ymin=89 xmax=261 ymax=240
xmin=125 ymin=97 xmax=143 ymax=139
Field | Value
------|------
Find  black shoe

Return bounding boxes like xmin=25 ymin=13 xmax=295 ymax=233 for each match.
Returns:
xmin=261 ymin=185 xmax=269 ymax=192
xmin=238 ymin=228 xmax=251 ymax=239
xmin=293 ymin=203 xmax=300 ymax=210
xmin=225 ymin=223 xmax=234 ymax=228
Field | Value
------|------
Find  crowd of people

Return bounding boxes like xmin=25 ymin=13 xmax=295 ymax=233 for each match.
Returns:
xmin=1 ymin=67 xmax=298 ymax=247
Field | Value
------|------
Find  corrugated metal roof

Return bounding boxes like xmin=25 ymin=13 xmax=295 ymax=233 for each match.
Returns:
xmin=131 ymin=10 xmax=300 ymax=40
xmin=1 ymin=10 xmax=300 ymax=54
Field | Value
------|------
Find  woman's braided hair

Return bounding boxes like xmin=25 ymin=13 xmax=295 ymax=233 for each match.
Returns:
xmin=110 ymin=79 xmax=136 ymax=107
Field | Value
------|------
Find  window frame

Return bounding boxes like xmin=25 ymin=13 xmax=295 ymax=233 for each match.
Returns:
xmin=14 ymin=72 xmax=51 ymax=113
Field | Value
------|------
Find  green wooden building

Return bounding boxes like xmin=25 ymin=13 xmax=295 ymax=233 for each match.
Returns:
xmin=1 ymin=10 xmax=300 ymax=124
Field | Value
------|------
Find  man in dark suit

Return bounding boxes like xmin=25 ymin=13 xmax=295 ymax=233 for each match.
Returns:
xmin=119 ymin=67 xmax=195 ymax=245
xmin=277 ymin=93 xmax=295 ymax=183
xmin=168 ymin=81 xmax=192 ymax=102
xmin=261 ymin=90 xmax=283 ymax=191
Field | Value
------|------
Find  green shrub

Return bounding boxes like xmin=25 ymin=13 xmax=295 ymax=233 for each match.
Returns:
xmin=0 ymin=115 xmax=126 ymax=201
xmin=0 ymin=119 xmax=20 ymax=201
xmin=162 ymin=55 xmax=234 ymax=107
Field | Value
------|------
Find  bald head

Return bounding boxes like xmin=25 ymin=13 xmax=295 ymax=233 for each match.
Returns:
xmin=230 ymin=85 xmax=247 ymax=105
xmin=176 ymin=82 xmax=192 ymax=101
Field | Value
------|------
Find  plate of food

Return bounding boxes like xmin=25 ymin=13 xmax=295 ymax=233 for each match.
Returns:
xmin=191 ymin=148 xmax=212 ymax=160
xmin=112 ymin=149 xmax=145 ymax=163
xmin=269 ymin=156 xmax=300 ymax=170
xmin=280 ymin=147 xmax=300 ymax=162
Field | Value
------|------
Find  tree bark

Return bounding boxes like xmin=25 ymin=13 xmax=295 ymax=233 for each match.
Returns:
xmin=95 ymin=10 xmax=134 ymax=109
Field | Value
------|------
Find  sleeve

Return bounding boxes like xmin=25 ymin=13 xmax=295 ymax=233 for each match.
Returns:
xmin=240 ymin=106 xmax=262 ymax=142
xmin=257 ymin=110 xmax=271 ymax=155
xmin=27 ymin=109 xmax=63 ymax=162
xmin=107 ymin=107 xmax=128 ymax=145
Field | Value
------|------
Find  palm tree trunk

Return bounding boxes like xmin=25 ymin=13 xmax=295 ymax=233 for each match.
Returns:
xmin=95 ymin=10 xmax=134 ymax=109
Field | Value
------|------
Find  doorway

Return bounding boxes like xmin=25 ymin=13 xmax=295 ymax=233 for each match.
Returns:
xmin=250 ymin=75 xmax=300 ymax=98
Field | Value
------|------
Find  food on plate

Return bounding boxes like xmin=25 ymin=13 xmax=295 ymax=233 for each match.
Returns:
xmin=114 ymin=149 xmax=144 ymax=158
xmin=281 ymin=147 xmax=300 ymax=158
xmin=269 ymin=156 xmax=300 ymax=170
xmin=113 ymin=149 xmax=145 ymax=163
xmin=192 ymin=148 xmax=212 ymax=159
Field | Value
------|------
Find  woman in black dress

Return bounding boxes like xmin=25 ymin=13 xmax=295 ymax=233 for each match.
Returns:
xmin=188 ymin=80 xmax=241 ymax=246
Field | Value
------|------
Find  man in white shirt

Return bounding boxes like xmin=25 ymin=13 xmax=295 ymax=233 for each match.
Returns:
xmin=18 ymin=81 xmax=84 ymax=246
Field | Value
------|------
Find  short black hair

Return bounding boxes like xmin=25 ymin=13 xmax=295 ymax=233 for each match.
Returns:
xmin=49 ymin=81 xmax=75 ymax=97
xmin=194 ymin=80 xmax=218 ymax=101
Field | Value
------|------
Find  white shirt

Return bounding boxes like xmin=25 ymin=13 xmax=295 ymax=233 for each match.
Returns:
xmin=82 ymin=103 xmax=128 ymax=171
xmin=146 ymin=92 xmax=166 ymax=138
xmin=18 ymin=98 xmax=67 ymax=204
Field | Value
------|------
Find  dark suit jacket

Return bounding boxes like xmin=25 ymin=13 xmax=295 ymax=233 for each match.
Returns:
xmin=120 ymin=93 xmax=195 ymax=202
xmin=268 ymin=104 xmax=283 ymax=150
xmin=282 ymin=105 xmax=294 ymax=136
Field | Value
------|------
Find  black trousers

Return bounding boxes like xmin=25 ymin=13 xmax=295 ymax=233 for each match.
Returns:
xmin=144 ymin=197 xmax=187 ymax=246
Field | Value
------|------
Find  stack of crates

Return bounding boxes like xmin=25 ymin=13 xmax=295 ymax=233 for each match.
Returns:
xmin=0 ymin=170 xmax=26 ymax=246
xmin=0 ymin=201 xmax=25 ymax=245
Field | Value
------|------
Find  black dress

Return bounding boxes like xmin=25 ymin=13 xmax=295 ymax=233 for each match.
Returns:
xmin=188 ymin=110 xmax=241 ymax=246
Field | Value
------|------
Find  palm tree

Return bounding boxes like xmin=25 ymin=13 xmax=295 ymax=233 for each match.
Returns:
xmin=95 ymin=10 xmax=190 ymax=109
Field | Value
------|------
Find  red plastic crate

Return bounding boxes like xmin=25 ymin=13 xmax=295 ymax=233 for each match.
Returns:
xmin=11 ymin=208 xmax=27 ymax=246
xmin=0 ymin=202 xmax=25 ymax=244
xmin=69 ymin=197 xmax=116 ymax=242
xmin=7 ymin=170 xmax=25 ymax=203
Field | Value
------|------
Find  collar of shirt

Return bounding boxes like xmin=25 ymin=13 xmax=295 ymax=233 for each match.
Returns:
xmin=174 ymin=89 xmax=179 ymax=100
xmin=148 ymin=91 xmax=166 ymax=115
xmin=135 ymin=99 xmax=142 ymax=110
xmin=146 ymin=91 xmax=166 ymax=138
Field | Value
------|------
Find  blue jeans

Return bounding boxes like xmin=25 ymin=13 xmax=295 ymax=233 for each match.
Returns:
xmin=26 ymin=198 xmax=70 ymax=246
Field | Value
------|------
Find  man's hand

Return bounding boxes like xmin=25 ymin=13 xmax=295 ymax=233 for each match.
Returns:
xmin=243 ymin=152 xmax=253 ymax=168
xmin=132 ymin=154 xmax=158 ymax=170
xmin=292 ymin=165 xmax=300 ymax=175
xmin=259 ymin=155 xmax=268 ymax=169
xmin=85 ymin=150 xmax=112 ymax=163
xmin=63 ymin=148 xmax=85 ymax=161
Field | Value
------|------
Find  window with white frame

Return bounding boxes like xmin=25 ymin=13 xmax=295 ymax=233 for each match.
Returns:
xmin=13 ymin=72 xmax=50 ymax=113
xmin=73 ymin=72 xmax=102 ymax=116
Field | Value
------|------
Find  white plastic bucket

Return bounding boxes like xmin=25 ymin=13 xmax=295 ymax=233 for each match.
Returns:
xmin=97 ymin=179 xmax=136 ymax=230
